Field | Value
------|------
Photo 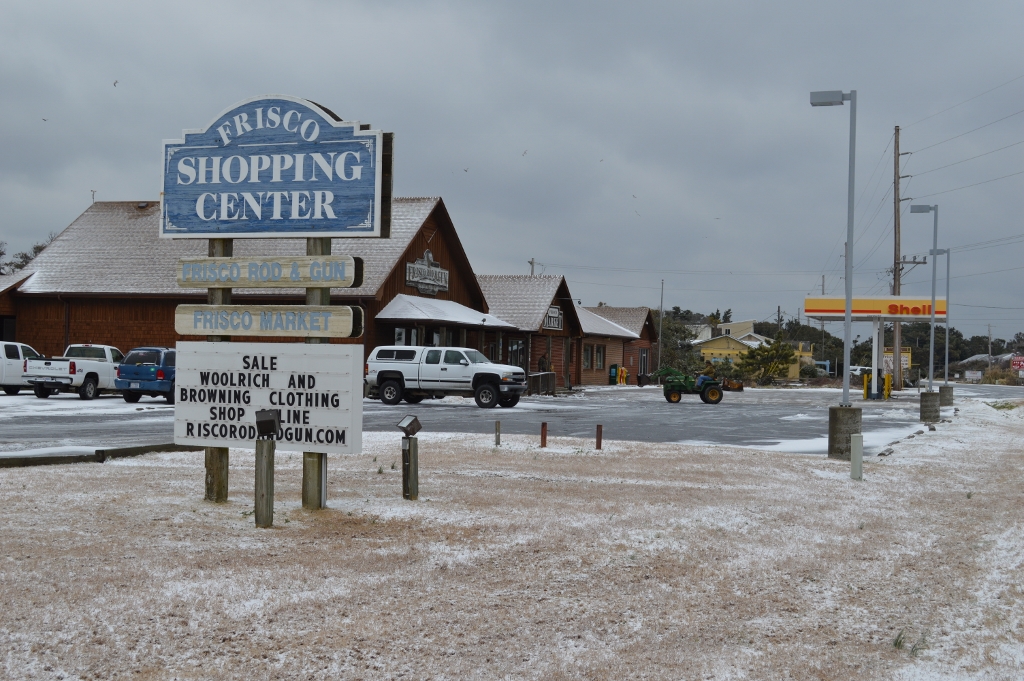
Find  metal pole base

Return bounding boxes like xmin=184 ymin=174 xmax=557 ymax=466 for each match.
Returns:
xmin=255 ymin=440 xmax=275 ymax=528
xmin=939 ymin=385 xmax=954 ymax=407
xmin=302 ymin=452 xmax=327 ymax=510
xmin=920 ymin=392 xmax=941 ymax=423
xmin=205 ymin=447 xmax=229 ymax=502
xmin=828 ymin=406 xmax=862 ymax=461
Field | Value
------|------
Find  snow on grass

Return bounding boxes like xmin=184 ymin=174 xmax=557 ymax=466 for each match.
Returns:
xmin=1 ymin=396 xmax=1022 ymax=678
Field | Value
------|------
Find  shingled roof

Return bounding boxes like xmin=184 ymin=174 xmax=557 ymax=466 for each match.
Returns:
xmin=584 ymin=306 xmax=654 ymax=338
xmin=475 ymin=274 xmax=567 ymax=331
xmin=575 ymin=305 xmax=638 ymax=338
xmin=12 ymin=198 xmax=441 ymax=297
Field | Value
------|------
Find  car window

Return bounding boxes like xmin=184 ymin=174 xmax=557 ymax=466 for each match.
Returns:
xmin=164 ymin=351 xmax=176 ymax=367
xmin=424 ymin=350 xmax=441 ymax=365
xmin=110 ymin=349 xmax=124 ymax=363
xmin=4 ymin=344 xmax=18 ymax=360
xmin=394 ymin=350 xmax=417 ymax=361
xmin=124 ymin=350 xmax=161 ymax=365
xmin=464 ymin=349 xmax=490 ymax=364
xmin=375 ymin=349 xmax=396 ymax=360
xmin=65 ymin=347 xmax=107 ymax=360
xmin=22 ymin=346 xmax=40 ymax=360
xmin=443 ymin=350 xmax=466 ymax=365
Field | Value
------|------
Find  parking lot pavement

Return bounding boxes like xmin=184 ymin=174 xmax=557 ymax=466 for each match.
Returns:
xmin=3 ymin=383 xmax=1021 ymax=456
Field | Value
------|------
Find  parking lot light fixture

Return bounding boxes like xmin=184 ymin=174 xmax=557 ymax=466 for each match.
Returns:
xmin=910 ymin=204 xmax=939 ymax=392
xmin=810 ymin=89 xmax=856 ymax=408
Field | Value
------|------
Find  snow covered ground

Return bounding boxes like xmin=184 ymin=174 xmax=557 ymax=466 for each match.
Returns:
xmin=1 ymin=394 xmax=1022 ymax=678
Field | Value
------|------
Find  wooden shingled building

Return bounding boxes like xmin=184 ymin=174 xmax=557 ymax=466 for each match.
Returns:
xmin=0 ymin=197 xmax=510 ymax=357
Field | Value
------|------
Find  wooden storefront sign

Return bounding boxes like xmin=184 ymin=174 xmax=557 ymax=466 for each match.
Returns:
xmin=175 ymin=304 xmax=361 ymax=338
xmin=177 ymin=256 xmax=361 ymax=288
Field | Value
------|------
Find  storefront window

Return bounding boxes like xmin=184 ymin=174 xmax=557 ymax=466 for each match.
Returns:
xmin=583 ymin=344 xmax=592 ymax=370
xmin=395 ymin=328 xmax=406 ymax=346
xmin=509 ymin=339 xmax=525 ymax=369
xmin=595 ymin=345 xmax=605 ymax=370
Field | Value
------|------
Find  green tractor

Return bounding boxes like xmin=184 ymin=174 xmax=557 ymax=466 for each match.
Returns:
xmin=649 ymin=367 xmax=724 ymax=404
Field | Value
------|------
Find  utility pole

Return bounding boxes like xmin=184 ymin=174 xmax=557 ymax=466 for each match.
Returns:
xmin=988 ymin=324 xmax=993 ymax=369
xmin=821 ymin=275 xmax=825 ymax=362
xmin=892 ymin=125 xmax=903 ymax=390
xmin=528 ymin=258 xmax=536 ymax=276
xmin=777 ymin=305 xmax=782 ymax=336
xmin=657 ymin=279 xmax=664 ymax=371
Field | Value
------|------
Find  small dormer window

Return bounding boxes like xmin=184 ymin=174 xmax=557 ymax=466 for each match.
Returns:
xmin=543 ymin=306 xmax=563 ymax=330
xmin=725 ymin=329 xmax=731 ymax=335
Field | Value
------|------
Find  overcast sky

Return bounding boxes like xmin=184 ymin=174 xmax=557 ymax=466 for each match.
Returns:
xmin=1 ymin=1 xmax=1021 ymax=339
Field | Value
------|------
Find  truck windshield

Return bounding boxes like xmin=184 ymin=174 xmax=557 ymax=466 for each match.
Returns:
xmin=464 ymin=350 xmax=490 ymax=364
xmin=65 ymin=347 xmax=107 ymax=360
xmin=123 ymin=350 xmax=161 ymax=365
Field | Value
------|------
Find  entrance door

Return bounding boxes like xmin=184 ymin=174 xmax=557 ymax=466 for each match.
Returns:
xmin=639 ymin=348 xmax=649 ymax=375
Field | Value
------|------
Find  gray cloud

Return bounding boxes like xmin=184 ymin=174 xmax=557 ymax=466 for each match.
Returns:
xmin=1 ymin=0 xmax=1022 ymax=337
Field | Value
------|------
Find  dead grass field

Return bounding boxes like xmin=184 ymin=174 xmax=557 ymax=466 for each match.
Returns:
xmin=2 ymin=398 xmax=1023 ymax=680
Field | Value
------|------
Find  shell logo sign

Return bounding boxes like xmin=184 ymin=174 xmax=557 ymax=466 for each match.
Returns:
xmin=803 ymin=297 xmax=946 ymax=322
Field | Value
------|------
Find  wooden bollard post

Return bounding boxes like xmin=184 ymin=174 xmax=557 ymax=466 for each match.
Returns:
xmin=596 ymin=424 xmax=603 ymax=450
xmin=495 ymin=420 xmax=501 ymax=446
xmin=402 ymin=436 xmax=419 ymax=500
xmin=255 ymin=439 xmax=275 ymax=528
xmin=540 ymin=422 xmax=548 ymax=448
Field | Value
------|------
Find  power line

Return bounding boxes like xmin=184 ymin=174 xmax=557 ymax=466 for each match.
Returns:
xmin=910 ymin=138 xmax=1024 ymax=177
xmin=902 ymin=263 xmax=1024 ymax=285
xmin=911 ymin=169 xmax=1024 ymax=200
xmin=910 ymin=105 xmax=1024 ymax=154
xmin=564 ymin=279 xmax=813 ymax=293
xmin=904 ymin=72 xmax=1024 ymax=129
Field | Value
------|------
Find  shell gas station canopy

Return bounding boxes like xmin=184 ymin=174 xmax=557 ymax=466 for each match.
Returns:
xmin=803 ymin=296 xmax=947 ymax=323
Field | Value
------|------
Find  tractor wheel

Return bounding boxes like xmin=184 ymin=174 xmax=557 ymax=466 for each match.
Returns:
xmin=665 ymin=390 xmax=682 ymax=403
xmin=701 ymin=385 xmax=723 ymax=404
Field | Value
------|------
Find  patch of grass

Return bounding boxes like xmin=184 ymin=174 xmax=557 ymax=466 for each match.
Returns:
xmin=893 ymin=629 xmax=906 ymax=650
xmin=858 ymin=521 xmax=865 ymax=530
xmin=391 ymin=461 xmax=396 ymax=470
xmin=377 ymin=465 xmax=384 ymax=474
xmin=911 ymin=631 xmax=929 ymax=657
xmin=966 ymin=491 xmax=973 ymax=499
xmin=986 ymin=401 xmax=1017 ymax=411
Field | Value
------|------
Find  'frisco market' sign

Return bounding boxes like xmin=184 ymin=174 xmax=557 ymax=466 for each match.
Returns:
xmin=173 ymin=342 xmax=362 ymax=454
xmin=161 ymin=96 xmax=383 ymax=238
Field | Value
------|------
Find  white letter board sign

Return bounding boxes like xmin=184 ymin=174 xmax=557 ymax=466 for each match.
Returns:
xmin=174 ymin=341 xmax=363 ymax=454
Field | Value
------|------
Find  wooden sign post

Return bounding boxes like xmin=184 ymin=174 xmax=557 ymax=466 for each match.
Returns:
xmin=205 ymin=237 xmax=231 ymax=503
xmin=303 ymin=236 xmax=330 ymax=510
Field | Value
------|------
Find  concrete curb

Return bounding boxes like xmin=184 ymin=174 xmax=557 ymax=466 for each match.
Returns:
xmin=0 ymin=444 xmax=202 ymax=469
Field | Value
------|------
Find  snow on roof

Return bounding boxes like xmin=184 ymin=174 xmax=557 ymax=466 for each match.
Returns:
xmin=475 ymin=274 xmax=564 ymax=331
xmin=376 ymin=294 xmax=515 ymax=328
xmin=575 ymin=305 xmax=639 ymax=339
xmin=583 ymin=306 xmax=652 ymax=337
xmin=13 ymin=198 xmax=440 ymax=297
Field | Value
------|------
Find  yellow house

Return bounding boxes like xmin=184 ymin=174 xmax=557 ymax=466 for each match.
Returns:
xmin=693 ymin=334 xmax=815 ymax=379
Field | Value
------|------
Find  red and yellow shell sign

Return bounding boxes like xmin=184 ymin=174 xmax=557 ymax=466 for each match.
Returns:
xmin=803 ymin=297 xmax=946 ymax=321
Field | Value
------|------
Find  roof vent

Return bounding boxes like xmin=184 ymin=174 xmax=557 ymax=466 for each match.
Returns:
xmin=137 ymin=202 xmax=149 ymax=209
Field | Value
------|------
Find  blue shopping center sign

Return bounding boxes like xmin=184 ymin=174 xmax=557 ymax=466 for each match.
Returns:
xmin=161 ymin=96 xmax=384 ymax=238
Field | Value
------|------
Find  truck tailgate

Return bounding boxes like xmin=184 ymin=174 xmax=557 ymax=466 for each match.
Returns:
xmin=27 ymin=359 xmax=73 ymax=378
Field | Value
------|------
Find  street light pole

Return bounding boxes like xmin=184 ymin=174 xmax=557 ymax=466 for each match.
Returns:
xmin=944 ymin=248 xmax=950 ymax=385
xmin=811 ymin=89 xmax=861 ymax=458
xmin=810 ymin=89 xmax=856 ymax=405
xmin=911 ymin=204 xmax=939 ymax=392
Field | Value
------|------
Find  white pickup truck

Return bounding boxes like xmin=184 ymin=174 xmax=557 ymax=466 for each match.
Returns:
xmin=25 ymin=344 xmax=124 ymax=400
xmin=1 ymin=342 xmax=44 ymax=395
xmin=365 ymin=346 xmax=527 ymax=408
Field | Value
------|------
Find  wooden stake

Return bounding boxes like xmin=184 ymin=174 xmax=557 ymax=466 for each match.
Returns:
xmin=540 ymin=422 xmax=548 ymax=448
xmin=302 ymin=236 xmax=330 ymax=510
xmin=255 ymin=439 xmax=275 ymax=528
xmin=596 ymin=424 xmax=603 ymax=450
xmin=495 ymin=420 xmax=501 ymax=446
xmin=205 ymin=238 xmax=232 ymax=502
xmin=402 ymin=436 xmax=418 ymax=500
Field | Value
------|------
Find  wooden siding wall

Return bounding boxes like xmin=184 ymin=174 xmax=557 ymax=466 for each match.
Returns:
xmin=0 ymin=290 xmax=15 ymax=316
xmin=578 ymin=337 xmax=625 ymax=386
xmin=621 ymin=339 xmax=653 ymax=375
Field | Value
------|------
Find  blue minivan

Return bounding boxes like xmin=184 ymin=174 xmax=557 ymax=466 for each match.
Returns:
xmin=116 ymin=347 xmax=176 ymax=403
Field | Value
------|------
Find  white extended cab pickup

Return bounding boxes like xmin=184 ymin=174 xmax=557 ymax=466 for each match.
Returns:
xmin=1 ymin=342 xmax=44 ymax=395
xmin=25 ymin=344 xmax=124 ymax=400
xmin=365 ymin=346 xmax=527 ymax=408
